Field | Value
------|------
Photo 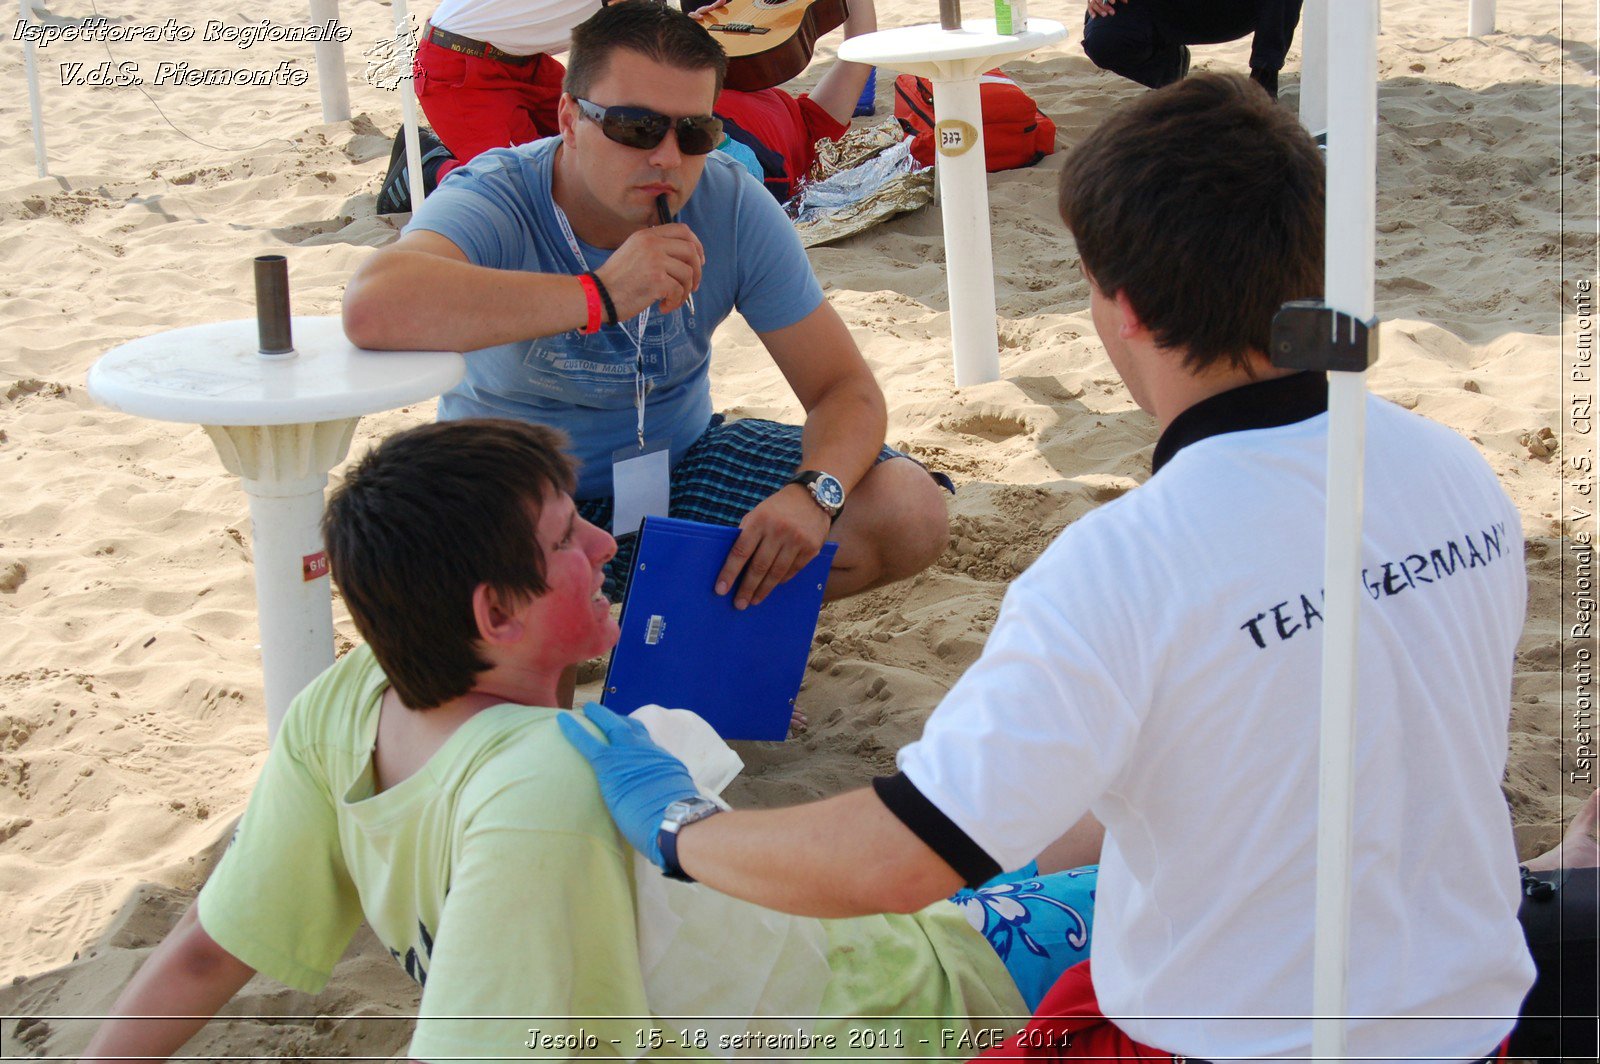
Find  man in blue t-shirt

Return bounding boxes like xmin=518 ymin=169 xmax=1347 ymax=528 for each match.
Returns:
xmin=344 ymin=1 xmax=949 ymax=632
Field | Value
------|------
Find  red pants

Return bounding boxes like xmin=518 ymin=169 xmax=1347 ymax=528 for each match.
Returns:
xmin=413 ymin=29 xmax=566 ymax=179
xmin=977 ymin=961 xmax=1183 ymax=1061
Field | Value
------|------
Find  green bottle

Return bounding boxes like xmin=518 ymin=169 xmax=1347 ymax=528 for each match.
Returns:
xmin=994 ymin=0 xmax=1015 ymax=34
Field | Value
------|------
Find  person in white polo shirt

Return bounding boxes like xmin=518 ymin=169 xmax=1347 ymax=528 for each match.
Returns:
xmin=562 ymin=71 xmax=1536 ymax=1061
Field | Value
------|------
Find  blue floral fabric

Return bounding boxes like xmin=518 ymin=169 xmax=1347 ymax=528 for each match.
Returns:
xmin=949 ymin=863 xmax=1099 ymax=1011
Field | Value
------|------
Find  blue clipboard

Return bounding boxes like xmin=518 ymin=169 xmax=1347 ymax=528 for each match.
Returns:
xmin=602 ymin=515 xmax=837 ymax=741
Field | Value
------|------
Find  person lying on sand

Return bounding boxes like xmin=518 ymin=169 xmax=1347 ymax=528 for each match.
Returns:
xmin=709 ymin=0 xmax=879 ymax=202
xmin=81 ymin=418 xmax=1097 ymax=1064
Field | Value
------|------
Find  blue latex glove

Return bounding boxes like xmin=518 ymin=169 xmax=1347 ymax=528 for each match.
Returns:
xmin=558 ymin=702 xmax=700 ymax=869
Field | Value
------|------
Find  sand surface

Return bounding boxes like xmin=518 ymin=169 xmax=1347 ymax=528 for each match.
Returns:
xmin=0 ymin=0 xmax=1595 ymax=1056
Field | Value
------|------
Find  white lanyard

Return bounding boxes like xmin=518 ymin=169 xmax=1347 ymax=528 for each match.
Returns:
xmin=553 ymin=204 xmax=651 ymax=449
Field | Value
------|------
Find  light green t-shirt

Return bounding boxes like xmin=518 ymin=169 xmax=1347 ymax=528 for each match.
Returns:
xmin=198 ymin=646 xmax=1024 ymax=1062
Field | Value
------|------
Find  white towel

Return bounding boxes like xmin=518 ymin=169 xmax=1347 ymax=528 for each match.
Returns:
xmin=630 ymin=705 xmax=832 ymax=1058
xmin=632 ymin=703 xmax=745 ymax=800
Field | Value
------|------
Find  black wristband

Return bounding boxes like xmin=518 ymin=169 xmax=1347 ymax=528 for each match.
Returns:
xmin=658 ymin=825 xmax=695 ymax=882
xmin=587 ymin=271 xmax=618 ymax=326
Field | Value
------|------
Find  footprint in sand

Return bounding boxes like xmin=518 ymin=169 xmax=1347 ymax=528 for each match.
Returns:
xmin=942 ymin=412 xmax=1032 ymax=442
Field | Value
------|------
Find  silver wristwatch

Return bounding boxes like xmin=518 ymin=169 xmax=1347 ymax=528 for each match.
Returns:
xmin=789 ymin=469 xmax=845 ymax=521
xmin=657 ymin=795 xmax=723 ymax=882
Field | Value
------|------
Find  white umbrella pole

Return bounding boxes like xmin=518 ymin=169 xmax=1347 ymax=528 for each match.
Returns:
xmin=1467 ymin=0 xmax=1495 ymax=37
xmin=1298 ymin=0 xmax=1328 ymax=133
xmin=309 ymin=0 xmax=352 ymax=123
xmin=1310 ymin=0 xmax=1377 ymax=1059
xmin=393 ymin=0 xmax=427 ymax=213
xmin=20 ymin=0 xmax=48 ymax=177
xmin=240 ymin=475 xmax=340 ymax=737
xmin=936 ymin=74 xmax=1003 ymax=387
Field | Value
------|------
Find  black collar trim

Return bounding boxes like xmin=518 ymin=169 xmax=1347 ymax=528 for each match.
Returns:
xmin=1151 ymin=371 xmax=1329 ymax=474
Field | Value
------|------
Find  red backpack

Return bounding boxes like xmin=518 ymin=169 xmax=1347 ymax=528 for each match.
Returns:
xmin=893 ymin=70 xmax=1057 ymax=172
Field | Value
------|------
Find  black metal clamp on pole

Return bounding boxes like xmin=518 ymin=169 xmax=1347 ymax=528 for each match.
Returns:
xmin=254 ymin=254 xmax=294 ymax=357
xmin=1270 ymin=300 xmax=1379 ymax=373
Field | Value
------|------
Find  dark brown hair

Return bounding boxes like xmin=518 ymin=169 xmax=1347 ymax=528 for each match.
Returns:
xmin=564 ymin=0 xmax=728 ymax=101
xmin=322 ymin=419 xmax=575 ymax=709
xmin=1058 ymin=73 xmax=1324 ymax=373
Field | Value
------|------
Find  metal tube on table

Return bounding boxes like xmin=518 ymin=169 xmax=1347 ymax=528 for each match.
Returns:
xmin=939 ymin=0 xmax=961 ymax=31
xmin=254 ymin=256 xmax=295 ymax=357
xmin=1309 ymin=1 xmax=1377 ymax=1060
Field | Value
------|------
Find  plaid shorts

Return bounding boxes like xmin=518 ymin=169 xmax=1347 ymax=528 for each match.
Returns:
xmin=577 ymin=415 xmax=944 ymax=599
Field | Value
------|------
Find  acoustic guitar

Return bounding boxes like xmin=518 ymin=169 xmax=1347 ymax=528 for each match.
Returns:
xmin=698 ymin=0 xmax=850 ymax=92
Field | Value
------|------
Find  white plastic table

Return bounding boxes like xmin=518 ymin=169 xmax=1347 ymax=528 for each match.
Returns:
xmin=88 ymin=315 xmax=464 ymax=737
xmin=841 ymin=18 xmax=1066 ymax=386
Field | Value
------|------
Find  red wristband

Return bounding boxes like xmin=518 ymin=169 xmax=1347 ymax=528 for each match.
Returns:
xmin=577 ymin=273 xmax=603 ymax=335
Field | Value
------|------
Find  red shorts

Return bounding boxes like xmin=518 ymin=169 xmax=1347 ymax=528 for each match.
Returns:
xmin=413 ymin=29 xmax=566 ymax=178
xmin=978 ymin=960 xmax=1514 ymax=1064
xmin=976 ymin=961 xmax=1185 ymax=1062
xmin=713 ymin=88 xmax=848 ymax=192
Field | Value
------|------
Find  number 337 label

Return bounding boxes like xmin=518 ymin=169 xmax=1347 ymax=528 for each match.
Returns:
xmin=935 ymin=118 xmax=978 ymax=157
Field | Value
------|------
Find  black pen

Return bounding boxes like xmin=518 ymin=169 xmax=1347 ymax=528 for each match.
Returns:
xmin=656 ymin=193 xmax=695 ymax=316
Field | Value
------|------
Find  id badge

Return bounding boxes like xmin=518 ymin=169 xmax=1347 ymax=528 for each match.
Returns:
xmin=611 ymin=440 xmax=671 ymax=537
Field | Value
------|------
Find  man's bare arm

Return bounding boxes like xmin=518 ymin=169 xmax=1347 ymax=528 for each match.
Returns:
xmin=342 ymin=227 xmax=706 ymax=353
xmin=675 ymin=788 xmax=964 ymax=918
xmin=558 ymin=704 xmax=970 ymax=917
xmin=765 ymin=300 xmax=889 ymax=492
xmin=343 ymin=231 xmax=589 ymax=352
xmin=808 ymin=0 xmax=878 ymax=126
xmin=82 ymin=904 xmax=256 ymax=1063
xmin=1036 ymin=812 xmax=1105 ymax=874
xmin=715 ymin=302 xmax=889 ymax=607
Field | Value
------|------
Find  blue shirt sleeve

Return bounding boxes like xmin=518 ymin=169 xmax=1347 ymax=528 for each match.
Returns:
xmin=405 ymin=148 xmax=555 ymax=272
xmin=704 ymin=154 xmax=824 ymax=335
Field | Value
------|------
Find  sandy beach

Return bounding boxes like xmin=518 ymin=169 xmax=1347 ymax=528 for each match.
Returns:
xmin=0 ymin=0 xmax=1594 ymax=1056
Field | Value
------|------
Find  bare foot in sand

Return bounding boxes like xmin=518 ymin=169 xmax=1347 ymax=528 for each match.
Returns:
xmin=790 ymin=706 xmax=809 ymax=735
xmin=1524 ymin=790 xmax=1600 ymax=872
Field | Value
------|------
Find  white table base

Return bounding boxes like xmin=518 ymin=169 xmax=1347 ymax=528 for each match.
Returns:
xmin=90 ymin=316 xmax=463 ymax=736
xmin=841 ymin=19 xmax=1066 ymax=387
